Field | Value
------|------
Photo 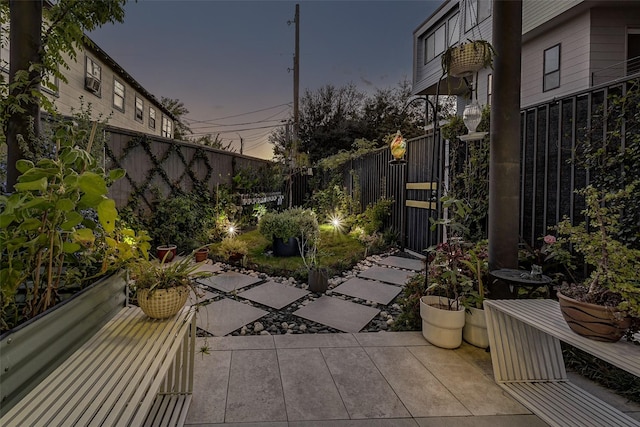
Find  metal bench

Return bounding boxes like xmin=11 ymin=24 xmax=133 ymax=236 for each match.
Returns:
xmin=484 ymin=299 xmax=640 ymax=427
xmin=0 ymin=305 xmax=195 ymax=427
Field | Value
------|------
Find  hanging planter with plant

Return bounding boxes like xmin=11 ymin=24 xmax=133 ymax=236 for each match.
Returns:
xmin=441 ymin=40 xmax=496 ymax=78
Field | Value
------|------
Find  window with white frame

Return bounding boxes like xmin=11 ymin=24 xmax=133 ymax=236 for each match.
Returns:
xmin=149 ymin=107 xmax=156 ymax=129
xmin=113 ymin=79 xmax=125 ymax=111
xmin=543 ymin=44 xmax=561 ymax=91
xmin=135 ymin=96 xmax=144 ymax=122
xmin=465 ymin=0 xmax=491 ymax=32
xmin=161 ymin=116 xmax=172 ymax=138
xmin=448 ymin=13 xmax=460 ymax=46
xmin=487 ymin=73 xmax=492 ymax=105
xmin=85 ymin=56 xmax=102 ymax=95
xmin=425 ymin=23 xmax=446 ymax=64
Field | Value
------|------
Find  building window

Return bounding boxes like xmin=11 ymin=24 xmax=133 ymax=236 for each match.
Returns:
xmin=487 ymin=73 xmax=492 ymax=105
xmin=161 ymin=116 xmax=172 ymax=138
xmin=85 ymin=56 xmax=102 ymax=95
xmin=113 ymin=79 xmax=125 ymax=111
xmin=135 ymin=96 xmax=144 ymax=122
xmin=149 ymin=107 xmax=156 ymax=129
xmin=465 ymin=0 xmax=491 ymax=32
xmin=424 ymin=23 xmax=446 ymax=63
xmin=543 ymin=44 xmax=561 ymax=91
xmin=448 ymin=13 xmax=460 ymax=46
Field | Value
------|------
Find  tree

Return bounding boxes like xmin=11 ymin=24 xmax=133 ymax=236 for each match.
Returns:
xmin=191 ymin=133 xmax=234 ymax=151
xmin=160 ymin=97 xmax=191 ymax=140
xmin=1 ymin=0 xmax=127 ymax=191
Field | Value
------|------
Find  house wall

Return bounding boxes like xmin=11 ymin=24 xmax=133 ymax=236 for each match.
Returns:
xmin=520 ymin=10 xmax=591 ymax=108
xmin=522 ymin=0 xmax=583 ymax=34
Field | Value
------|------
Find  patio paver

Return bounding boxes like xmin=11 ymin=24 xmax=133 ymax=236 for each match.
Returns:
xmin=332 ymin=277 xmax=403 ymax=305
xmin=196 ymin=298 xmax=268 ymax=336
xmin=192 ymin=262 xmax=224 ymax=274
xmin=378 ymin=255 xmax=424 ymax=272
xmin=237 ymin=280 xmax=309 ymax=309
xmin=198 ymin=271 xmax=262 ymax=293
xmin=358 ymin=266 xmax=414 ymax=286
xmin=293 ymin=296 xmax=379 ymax=333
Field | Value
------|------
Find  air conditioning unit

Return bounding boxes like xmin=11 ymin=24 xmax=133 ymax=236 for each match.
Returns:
xmin=85 ymin=75 xmax=101 ymax=94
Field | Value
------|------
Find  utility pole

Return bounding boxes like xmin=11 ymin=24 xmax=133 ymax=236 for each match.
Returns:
xmin=293 ymin=4 xmax=299 ymax=143
xmin=237 ymin=132 xmax=243 ymax=155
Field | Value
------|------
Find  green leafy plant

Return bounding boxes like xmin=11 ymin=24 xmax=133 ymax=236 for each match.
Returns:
xmin=393 ymin=272 xmax=427 ymax=331
xmin=557 ymin=184 xmax=640 ymax=329
xmin=258 ymin=208 xmax=319 ymax=242
xmin=127 ymin=250 xmax=211 ymax=294
xmin=215 ymin=237 xmax=249 ymax=259
xmin=0 ymin=132 xmax=149 ymax=331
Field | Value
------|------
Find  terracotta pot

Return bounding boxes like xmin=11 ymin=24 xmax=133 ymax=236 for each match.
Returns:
xmin=156 ymin=244 xmax=177 ymax=263
xmin=463 ymin=306 xmax=489 ymax=349
xmin=228 ymin=252 xmax=245 ymax=263
xmin=557 ymin=291 xmax=631 ymax=342
xmin=194 ymin=248 xmax=209 ymax=262
xmin=420 ymin=296 xmax=466 ymax=349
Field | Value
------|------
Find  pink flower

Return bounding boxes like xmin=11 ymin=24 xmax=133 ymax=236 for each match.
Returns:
xmin=543 ymin=235 xmax=556 ymax=245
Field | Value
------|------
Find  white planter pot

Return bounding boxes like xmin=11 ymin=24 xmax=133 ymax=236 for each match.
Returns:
xmin=420 ymin=296 xmax=466 ymax=349
xmin=462 ymin=306 xmax=489 ymax=349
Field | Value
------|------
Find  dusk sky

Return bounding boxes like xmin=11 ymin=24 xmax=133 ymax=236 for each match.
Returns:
xmin=89 ymin=0 xmax=441 ymax=159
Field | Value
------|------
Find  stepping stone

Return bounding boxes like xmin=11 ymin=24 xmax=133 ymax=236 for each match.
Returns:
xmin=293 ymin=296 xmax=379 ymax=333
xmin=192 ymin=263 xmax=223 ymax=274
xmin=188 ymin=286 xmax=217 ymax=306
xmin=378 ymin=256 xmax=425 ymax=272
xmin=198 ymin=271 xmax=261 ymax=293
xmin=196 ymin=298 xmax=268 ymax=337
xmin=332 ymin=277 xmax=403 ymax=305
xmin=238 ymin=281 xmax=309 ymax=309
xmin=358 ymin=266 xmax=414 ymax=287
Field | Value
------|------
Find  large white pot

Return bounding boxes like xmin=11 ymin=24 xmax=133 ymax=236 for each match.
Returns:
xmin=462 ymin=306 xmax=489 ymax=349
xmin=420 ymin=296 xmax=466 ymax=349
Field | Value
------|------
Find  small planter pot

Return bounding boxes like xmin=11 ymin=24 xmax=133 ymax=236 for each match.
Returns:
xmin=194 ymin=248 xmax=209 ymax=262
xmin=137 ymin=286 xmax=189 ymax=319
xmin=308 ymin=268 xmax=329 ymax=293
xmin=462 ymin=306 xmax=489 ymax=349
xmin=156 ymin=244 xmax=177 ymax=263
xmin=273 ymin=237 xmax=300 ymax=257
xmin=228 ymin=252 xmax=245 ymax=263
xmin=420 ymin=296 xmax=466 ymax=349
xmin=557 ymin=291 xmax=631 ymax=343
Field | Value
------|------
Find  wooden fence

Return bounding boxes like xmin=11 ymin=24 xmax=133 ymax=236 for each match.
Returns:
xmin=104 ymin=127 xmax=276 ymax=211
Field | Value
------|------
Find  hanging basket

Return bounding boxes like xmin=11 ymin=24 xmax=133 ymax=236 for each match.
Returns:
xmin=444 ymin=41 xmax=495 ymax=78
xmin=137 ymin=286 xmax=189 ymax=319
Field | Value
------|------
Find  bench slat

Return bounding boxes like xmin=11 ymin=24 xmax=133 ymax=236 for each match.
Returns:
xmin=1 ymin=306 xmax=195 ymax=427
xmin=502 ymin=382 xmax=640 ymax=427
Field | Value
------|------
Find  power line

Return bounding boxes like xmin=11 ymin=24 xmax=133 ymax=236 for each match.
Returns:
xmin=184 ymin=103 xmax=291 ymax=125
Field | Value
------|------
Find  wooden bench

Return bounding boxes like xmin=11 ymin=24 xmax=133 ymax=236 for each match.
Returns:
xmin=0 ymin=305 xmax=196 ymax=427
xmin=484 ymin=299 xmax=640 ymax=427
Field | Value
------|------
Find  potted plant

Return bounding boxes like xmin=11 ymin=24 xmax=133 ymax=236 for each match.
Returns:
xmin=258 ymin=208 xmax=318 ymax=257
xmin=441 ymin=39 xmax=496 ymax=78
xmin=556 ymin=184 xmax=640 ymax=342
xmin=156 ymin=244 xmax=177 ymax=263
xmin=128 ymin=252 xmax=212 ymax=319
xmin=459 ymin=240 xmax=489 ymax=349
xmin=194 ymin=247 xmax=210 ymax=262
xmin=215 ymin=237 xmax=249 ymax=264
xmin=296 ymin=214 xmax=327 ymax=293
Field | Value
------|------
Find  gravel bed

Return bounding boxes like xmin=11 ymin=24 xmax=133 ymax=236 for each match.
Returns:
xmin=196 ymin=250 xmax=417 ymax=337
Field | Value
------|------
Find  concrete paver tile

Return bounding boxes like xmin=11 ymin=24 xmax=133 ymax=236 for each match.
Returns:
xmin=378 ymin=256 xmax=425 ymax=272
xmin=414 ymin=415 xmax=548 ymax=426
xmin=407 ymin=346 xmax=530 ymax=415
xmin=225 ymin=349 xmax=287 ymax=423
xmin=204 ymin=335 xmax=275 ymax=350
xmin=198 ymin=271 xmax=262 ymax=293
xmin=185 ymin=339 xmax=231 ymax=424
xmin=357 ymin=266 xmax=414 ymax=286
xmin=278 ymin=348 xmax=349 ymax=421
xmin=289 ymin=420 xmax=419 ymax=426
xmin=332 ymin=277 xmax=403 ymax=305
xmin=293 ymin=296 xmax=379 ymax=333
xmin=274 ymin=333 xmax=359 ymax=349
xmin=364 ymin=346 xmax=471 ymax=418
xmin=192 ymin=262 xmax=224 ymax=274
xmin=354 ymin=331 xmax=428 ymax=347
xmin=238 ymin=280 xmax=310 ymax=309
xmin=321 ymin=346 xmax=411 ymax=419
xmin=197 ymin=298 xmax=267 ymax=336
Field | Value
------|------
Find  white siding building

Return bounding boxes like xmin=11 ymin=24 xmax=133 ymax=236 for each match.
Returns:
xmin=413 ymin=0 xmax=640 ymax=110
